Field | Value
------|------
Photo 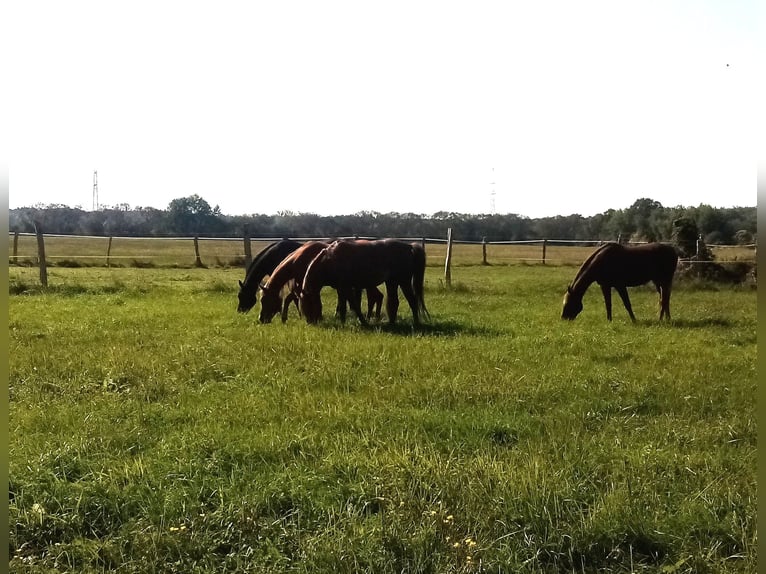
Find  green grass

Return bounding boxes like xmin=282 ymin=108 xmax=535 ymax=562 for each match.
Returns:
xmin=8 ymin=264 xmax=757 ymax=573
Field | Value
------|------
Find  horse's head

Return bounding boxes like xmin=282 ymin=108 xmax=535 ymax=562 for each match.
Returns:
xmin=237 ymin=279 xmax=258 ymax=313
xmin=561 ymin=286 xmax=583 ymax=320
xmin=258 ymin=287 xmax=282 ymax=323
xmin=299 ymin=290 xmax=323 ymax=324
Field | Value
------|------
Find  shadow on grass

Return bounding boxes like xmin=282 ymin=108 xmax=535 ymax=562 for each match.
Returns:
xmin=309 ymin=317 xmax=504 ymax=337
xmin=634 ymin=317 xmax=734 ymax=329
xmin=668 ymin=317 xmax=734 ymax=328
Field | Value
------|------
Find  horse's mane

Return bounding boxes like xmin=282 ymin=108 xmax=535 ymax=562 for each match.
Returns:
xmin=569 ymin=242 xmax=618 ymax=288
xmin=301 ymin=246 xmax=330 ymax=294
xmin=242 ymin=241 xmax=279 ymax=286
xmin=242 ymin=240 xmax=301 ymax=289
xmin=263 ymin=241 xmax=328 ymax=293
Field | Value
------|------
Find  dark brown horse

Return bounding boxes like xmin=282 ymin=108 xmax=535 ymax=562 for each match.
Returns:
xmin=300 ymin=238 xmax=429 ymax=326
xmin=237 ymin=239 xmax=303 ymax=313
xmin=562 ymin=242 xmax=678 ymax=321
xmin=259 ymin=241 xmax=384 ymax=323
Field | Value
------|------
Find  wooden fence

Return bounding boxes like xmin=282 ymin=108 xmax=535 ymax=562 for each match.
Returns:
xmin=8 ymin=228 xmax=757 ymax=288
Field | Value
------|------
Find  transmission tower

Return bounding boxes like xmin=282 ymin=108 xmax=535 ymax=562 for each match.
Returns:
xmin=489 ymin=167 xmax=496 ymax=214
xmin=92 ymin=170 xmax=99 ymax=210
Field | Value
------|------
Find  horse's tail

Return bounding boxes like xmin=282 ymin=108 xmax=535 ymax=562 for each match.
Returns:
xmin=411 ymin=243 xmax=430 ymax=320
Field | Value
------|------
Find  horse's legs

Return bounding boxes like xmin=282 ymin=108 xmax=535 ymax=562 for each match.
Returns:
xmin=600 ymin=284 xmax=613 ymax=321
xmin=365 ymin=290 xmax=372 ymax=320
xmin=342 ymin=286 xmax=367 ymax=325
xmin=366 ymin=287 xmax=383 ymax=320
xmin=398 ymin=280 xmax=421 ymax=326
xmin=293 ymin=290 xmax=302 ymax=318
xmin=385 ymin=280 xmax=400 ymax=324
xmin=281 ymin=292 xmax=297 ymax=323
xmin=335 ymin=291 xmax=348 ymax=323
xmin=614 ymin=285 xmax=636 ymax=322
xmin=659 ymin=283 xmax=672 ymax=320
xmin=344 ymin=287 xmax=364 ymax=320
xmin=375 ymin=287 xmax=383 ymax=319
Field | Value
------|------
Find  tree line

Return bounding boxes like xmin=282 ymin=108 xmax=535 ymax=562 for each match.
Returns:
xmin=9 ymin=195 xmax=756 ymax=246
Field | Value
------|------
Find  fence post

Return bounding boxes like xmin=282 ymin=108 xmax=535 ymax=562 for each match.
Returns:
xmin=193 ymin=236 xmax=203 ymax=267
xmin=696 ymin=234 xmax=702 ymax=258
xmin=33 ymin=221 xmax=48 ymax=287
xmin=421 ymin=237 xmax=426 ymax=251
xmin=617 ymin=233 xmax=622 ymax=244
xmin=106 ymin=236 xmax=113 ymax=267
xmin=542 ymin=239 xmax=547 ymax=265
xmin=13 ymin=231 xmax=19 ymax=262
xmin=243 ymin=226 xmax=252 ymax=268
xmin=482 ymin=237 xmax=488 ymax=265
xmin=444 ymin=228 xmax=453 ymax=288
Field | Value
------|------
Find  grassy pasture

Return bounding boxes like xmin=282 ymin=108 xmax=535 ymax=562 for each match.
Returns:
xmin=8 ymin=261 xmax=756 ymax=573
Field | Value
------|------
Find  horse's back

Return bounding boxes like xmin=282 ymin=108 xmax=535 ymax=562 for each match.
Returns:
xmin=245 ymin=240 xmax=302 ymax=282
xmin=290 ymin=241 xmax=330 ymax=275
xmin=595 ymin=243 xmax=678 ymax=286
xmin=267 ymin=241 xmax=329 ymax=287
xmin=626 ymin=243 xmax=678 ymax=276
xmin=323 ymin=238 xmax=419 ymax=284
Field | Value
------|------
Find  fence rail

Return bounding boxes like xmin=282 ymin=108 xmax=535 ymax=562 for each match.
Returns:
xmin=8 ymin=230 xmax=757 ymax=288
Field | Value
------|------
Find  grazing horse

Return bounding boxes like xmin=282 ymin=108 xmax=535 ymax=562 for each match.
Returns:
xmin=300 ymin=238 xmax=429 ymax=326
xmin=259 ymin=241 xmax=384 ymax=323
xmin=561 ymin=242 xmax=679 ymax=322
xmin=237 ymin=240 xmax=302 ymax=313
xmin=259 ymin=241 xmax=328 ymax=323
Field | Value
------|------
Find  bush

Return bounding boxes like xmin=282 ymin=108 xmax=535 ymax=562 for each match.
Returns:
xmin=676 ymin=260 xmax=754 ymax=284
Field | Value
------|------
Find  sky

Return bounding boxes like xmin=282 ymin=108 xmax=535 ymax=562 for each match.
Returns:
xmin=5 ymin=1 xmax=758 ymax=219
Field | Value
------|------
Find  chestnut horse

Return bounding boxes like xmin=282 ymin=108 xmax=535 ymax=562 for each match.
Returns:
xmin=237 ymin=239 xmax=302 ymax=313
xmin=562 ymin=242 xmax=679 ymax=321
xmin=300 ymin=239 xmax=429 ymax=326
xmin=259 ymin=241 xmax=384 ymax=323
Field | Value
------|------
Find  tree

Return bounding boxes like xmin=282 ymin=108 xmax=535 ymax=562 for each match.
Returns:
xmin=734 ymin=229 xmax=754 ymax=245
xmin=166 ymin=195 xmax=222 ymax=235
xmin=8 ymin=200 xmax=756 ymax=242
xmin=671 ymin=216 xmax=710 ymax=259
xmin=695 ymin=204 xmax=733 ymax=244
xmin=626 ymin=198 xmax=664 ymax=241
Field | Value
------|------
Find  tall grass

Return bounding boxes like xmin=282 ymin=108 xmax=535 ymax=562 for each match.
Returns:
xmin=8 ymin=265 xmax=756 ymax=573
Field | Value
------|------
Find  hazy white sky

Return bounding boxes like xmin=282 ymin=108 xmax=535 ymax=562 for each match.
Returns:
xmin=6 ymin=1 xmax=757 ymax=218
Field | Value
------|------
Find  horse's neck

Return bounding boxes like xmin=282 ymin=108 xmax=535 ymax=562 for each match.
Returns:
xmin=569 ymin=245 xmax=613 ymax=298
xmin=264 ymin=261 xmax=293 ymax=292
xmin=303 ymin=258 xmax=327 ymax=293
xmin=243 ymin=241 xmax=291 ymax=289
xmin=242 ymin=266 xmax=263 ymax=291
xmin=570 ymin=266 xmax=597 ymax=298
xmin=243 ymin=255 xmax=270 ymax=289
